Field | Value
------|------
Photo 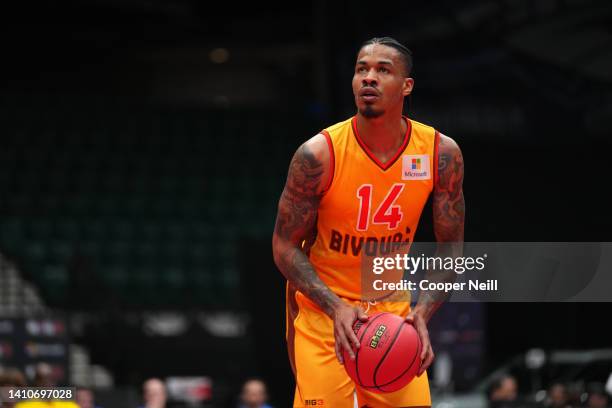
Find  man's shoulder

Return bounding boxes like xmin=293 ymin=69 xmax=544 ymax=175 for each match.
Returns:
xmin=321 ymin=116 xmax=354 ymax=135
xmin=438 ymin=133 xmax=461 ymax=153
xmin=408 ymin=117 xmax=438 ymax=136
xmin=408 ymin=118 xmax=461 ymax=150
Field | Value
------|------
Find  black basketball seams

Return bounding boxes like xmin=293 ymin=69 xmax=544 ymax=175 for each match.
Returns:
xmin=354 ymin=312 xmax=387 ymax=388
xmin=371 ymin=321 xmax=404 ymax=391
xmin=359 ymin=323 xmax=421 ymax=390
xmin=375 ymin=327 xmax=421 ymax=388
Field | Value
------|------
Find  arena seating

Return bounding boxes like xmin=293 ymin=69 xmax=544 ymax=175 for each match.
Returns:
xmin=0 ymin=96 xmax=303 ymax=308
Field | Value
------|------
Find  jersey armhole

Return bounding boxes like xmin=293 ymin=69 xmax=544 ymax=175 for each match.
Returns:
xmin=433 ymin=130 xmax=440 ymax=189
xmin=320 ymin=130 xmax=335 ymax=195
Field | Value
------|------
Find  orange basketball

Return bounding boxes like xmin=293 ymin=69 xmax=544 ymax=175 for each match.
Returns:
xmin=342 ymin=312 xmax=422 ymax=393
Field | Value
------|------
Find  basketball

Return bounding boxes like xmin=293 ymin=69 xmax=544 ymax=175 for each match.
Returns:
xmin=342 ymin=312 xmax=422 ymax=393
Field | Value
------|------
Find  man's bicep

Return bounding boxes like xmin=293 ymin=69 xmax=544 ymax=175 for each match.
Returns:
xmin=274 ymin=138 xmax=328 ymax=246
xmin=433 ymin=134 xmax=465 ymax=241
xmin=275 ymin=185 xmax=319 ymax=246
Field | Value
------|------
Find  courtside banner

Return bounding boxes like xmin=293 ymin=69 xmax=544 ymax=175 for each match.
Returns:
xmin=359 ymin=242 xmax=612 ymax=302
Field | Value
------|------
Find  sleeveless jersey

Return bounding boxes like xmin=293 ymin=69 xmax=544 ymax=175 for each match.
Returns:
xmin=308 ymin=115 xmax=439 ymax=301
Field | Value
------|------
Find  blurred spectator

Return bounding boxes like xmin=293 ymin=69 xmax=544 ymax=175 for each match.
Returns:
xmin=14 ymin=401 xmax=79 ymax=407
xmin=488 ymin=375 xmax=518 ymax=408
xmin=75 ymin=387 xmax=102 ymax=408
xmin=490 ymin=375 xmax=518 ymax=401
xmin=7 ymin=364 xmax=78 ymax=408
xmin=545 ymin=383 xmax=572 ymax=408
xmin=0 ymin=367 xmax=27 ymax=387
xmin=0 ymin=368 xmax=27 ymax=408
xmin=138 ymin=378 xmax=167 ymax=408
xmin=0 ymin=364 xmax=79 ymax=408
xmin=33 ymin=363 xmax=55 ymax=387
xmin=238 ymin=379 xmax=273 ymax=408
xmin=586 ymin=383 xmax=610 ymax=408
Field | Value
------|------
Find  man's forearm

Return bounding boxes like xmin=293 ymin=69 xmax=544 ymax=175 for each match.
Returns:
xmin=275 ymin=244 xmax=342 ymax=317
xmin=413 ymin=242 xmax=463 ymax=321
xmin=414 ymin=242 xmax=463 ymax=320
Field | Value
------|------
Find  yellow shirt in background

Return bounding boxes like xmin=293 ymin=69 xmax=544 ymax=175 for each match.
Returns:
xmin=14 ymin=401 xmax=80 ymax=408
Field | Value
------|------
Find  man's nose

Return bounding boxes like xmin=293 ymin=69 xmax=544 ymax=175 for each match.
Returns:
xmin=362 ymin=70 xmax=378 ymax=86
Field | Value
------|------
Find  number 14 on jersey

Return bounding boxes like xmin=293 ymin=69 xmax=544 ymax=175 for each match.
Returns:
xmin=356 ymin=183 xmax=405 ymax=231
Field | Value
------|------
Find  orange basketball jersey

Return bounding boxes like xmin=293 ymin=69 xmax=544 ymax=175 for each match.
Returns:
xmin=308 ymin=116 xmax=439 ymax=301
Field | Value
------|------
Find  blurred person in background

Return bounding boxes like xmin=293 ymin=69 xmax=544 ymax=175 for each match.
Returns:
xmin=8 ymin=363 xmax=79 ymax=408
xmin=585 ymin=383 xmax=610 ymax=408
xmin=0 ymin=367 xmax=27 ymax=387
xmin=238 ymin=379 xmax=273 ymax=408
xmin=488 ymin=374 xmax=518 ymax=407
xmin=544 ymin=383 xmax=572 ymax=408
xmin=32 ymin=363 xmax=55 ymax=388
xmin=14 ymin=401 xmax=79 ymax=408
xmin=137 ymin=378 xmax=166 ymax=408
xmin=75 ymin=387 xmax=102 ymax=408
xmin=0 ymin=368 xmax=27 ymax=408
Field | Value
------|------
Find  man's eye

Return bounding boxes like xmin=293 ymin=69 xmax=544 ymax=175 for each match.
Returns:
xmin=379 ymin=67 xmax=389 ymax=73
xmin=357 ymin=67 xmax=367 ymax=73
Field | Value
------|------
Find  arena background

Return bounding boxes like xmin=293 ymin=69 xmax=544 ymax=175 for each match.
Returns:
xmin=1 ymin=1 xmax=612 ymax=407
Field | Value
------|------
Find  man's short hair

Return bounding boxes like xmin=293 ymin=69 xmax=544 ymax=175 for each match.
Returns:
xmin=360 ymin=37 xmax=413 ymax=76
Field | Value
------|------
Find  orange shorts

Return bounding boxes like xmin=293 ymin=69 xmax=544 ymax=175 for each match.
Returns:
xmin=286 ymin=285 xmax=431 ymax=408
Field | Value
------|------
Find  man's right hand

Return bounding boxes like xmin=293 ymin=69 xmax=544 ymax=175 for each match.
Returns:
xmin=331 ymin=302 xmax=369 ymax=364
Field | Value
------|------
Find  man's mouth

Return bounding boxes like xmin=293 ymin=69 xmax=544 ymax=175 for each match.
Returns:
xmin=361 ymin=95 xmax=379 ymax=102
xmin=359 ymin=87 xmax=380 ymax=102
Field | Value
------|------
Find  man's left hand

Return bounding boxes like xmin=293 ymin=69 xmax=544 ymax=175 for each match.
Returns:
xmin=405 ymin=310 xmax=434 ymax=376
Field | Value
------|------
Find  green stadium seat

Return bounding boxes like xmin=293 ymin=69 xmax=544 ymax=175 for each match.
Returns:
xmin=175 ymin=198 xmax=200 ymax=218
xmin=96 ymin=196 xmax=121 ymax=216
xmin=40 ymin=264 xmax=69 ymax=305
xmin=150 ymin=198 xmax=177 ymax=218
xmin=158 ymin=267 xmax=186 ymax=304
xmin=54 ymin=218 xmax=80 ymax=240
xmin=48 ymin=241 xmax=74 ymax=263
xmin=129 ymin=267 xmax=157 ymax=304
xmin=160 ymin=243 xmax=185 ymax=268
xmin=82 ymin=219 xmax=109 ymax=241
xmin=79 ymin=241 xmax=103 ymax=263
xmin=104 ymin=241 xmax=132 ymax=267
xmin=26 ymin=220 xmax=54 ymax=241
xmin=110 ymin=220 xmax=136 ymax=241
xmin=124 ymin=196 xmax=148 ymax=217
xmin=0 ymin=218 xmax=26 ymax=241
xmin=133 ymin=242 xmax=158 ymax=267
xmin=164 ymin=223 xmax=189 ymax=243
xmin=102 ymin=266 xmax=130 ymax=294
xmin=187 ymin=244 xmax=209 ymax=268
xmin=139 ymin=224 xmax=163 ymax=243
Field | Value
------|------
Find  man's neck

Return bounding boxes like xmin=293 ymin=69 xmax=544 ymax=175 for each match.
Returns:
xmin=355 ymin=112 xmax=407 ymax=160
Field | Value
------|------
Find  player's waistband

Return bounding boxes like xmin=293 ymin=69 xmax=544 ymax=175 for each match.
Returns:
xmin=292 ymin=290 xmax=411 ymax=317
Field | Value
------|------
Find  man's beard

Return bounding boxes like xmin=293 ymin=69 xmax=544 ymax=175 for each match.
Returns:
xmin=360 ymin=105 xmax=384 ymax=118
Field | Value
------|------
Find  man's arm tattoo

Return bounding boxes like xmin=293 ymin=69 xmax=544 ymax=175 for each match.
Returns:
xmin=434 ymin=136 xmax=465 ymax=243
xmin=418 ymin=136 xmax=465 ymax=312
xmin=273 ymin=143 xmax=340 ymax=316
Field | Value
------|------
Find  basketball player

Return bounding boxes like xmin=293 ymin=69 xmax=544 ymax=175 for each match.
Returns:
xmin=272 ymin=37 xmax=465 ymax=408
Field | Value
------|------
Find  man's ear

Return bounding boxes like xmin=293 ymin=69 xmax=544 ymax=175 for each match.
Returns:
xmin=403 ymin=77 xmax=414 ymax=97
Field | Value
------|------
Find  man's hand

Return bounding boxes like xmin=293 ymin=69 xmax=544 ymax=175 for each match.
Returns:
xmin=405 ymin=310 xmax=434 ymax=376
xmin=332 ymin=303 xmax=369 ymax=364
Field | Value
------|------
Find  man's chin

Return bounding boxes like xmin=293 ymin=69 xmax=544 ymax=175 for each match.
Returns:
xmin=359 ymin=105 xmax=384 ymax=118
